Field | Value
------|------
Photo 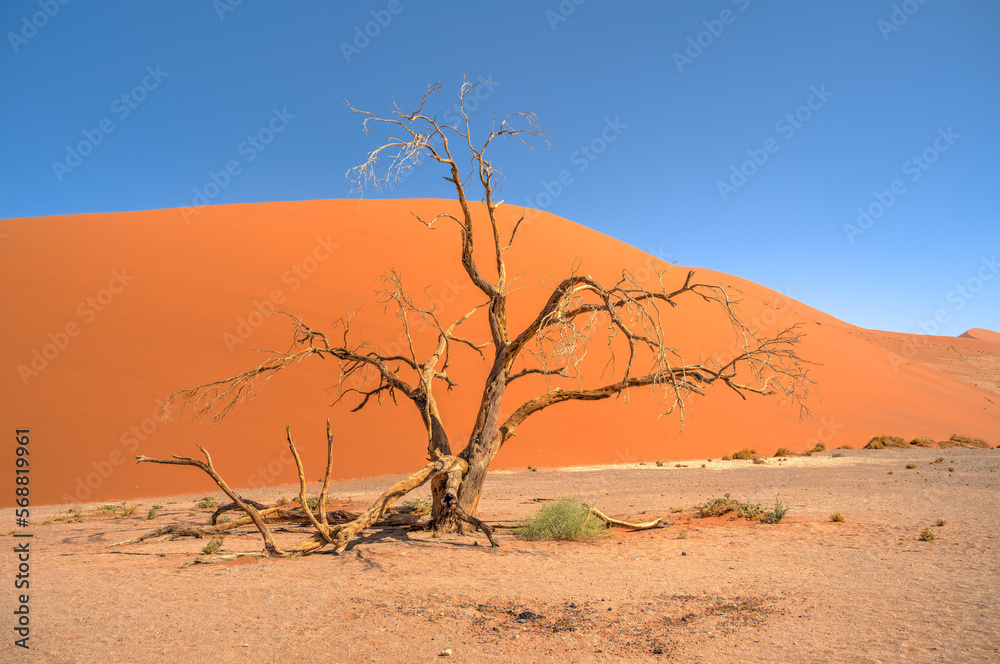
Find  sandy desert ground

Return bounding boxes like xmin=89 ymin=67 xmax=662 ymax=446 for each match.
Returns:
xmin=2 ymin=447 xmax=998 ymax=663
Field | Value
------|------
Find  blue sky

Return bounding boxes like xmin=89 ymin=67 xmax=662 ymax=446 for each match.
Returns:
xmin=2 ymin=0 xmax=997 ymax=335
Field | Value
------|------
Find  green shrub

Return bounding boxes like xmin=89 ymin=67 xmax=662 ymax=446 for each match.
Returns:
xmin=762 ymin=499 xmax=790 ymax=524
xmin=515 ymin=499 xmax=608 ymax=541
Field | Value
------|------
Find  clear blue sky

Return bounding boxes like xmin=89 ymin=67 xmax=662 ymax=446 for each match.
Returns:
xmin=2 ymin=0 xmax=997 ymax=335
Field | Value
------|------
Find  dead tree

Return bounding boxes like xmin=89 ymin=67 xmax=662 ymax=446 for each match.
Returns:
xmin=131 ymin=80 xmax=812 ymax=557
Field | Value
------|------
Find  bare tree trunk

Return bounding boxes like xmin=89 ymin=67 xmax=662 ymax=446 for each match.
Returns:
xmin=432 ymin=363 xmax=508 ymax=531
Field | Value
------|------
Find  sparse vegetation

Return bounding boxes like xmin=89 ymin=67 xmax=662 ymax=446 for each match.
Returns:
xmin=932 ymin=457 xmax=945 ymax=464
xmin=865 ymin=435 xmax=907 ymax=450
xmin=202 ymin=537 xmax=222 ymax=554
xmin=831 ymin=452 xmax=844 ymax=458
xmin=948 ymin=467 xmax=955 ymax=472
xmin=515 ymin=499 xmax=608 ymax=542
xmin=402 ymin=499 xmax=432 ymax=515
xmin=655 ymin=460 xmax=664 ymax=467
xmin=774 ymin=447 xmax=794 ymax=458
xmin=943 ymin=434 xmax=989 ymax=448
xmin=936 ymin=519 xmax=946 ymax=527
xmin=146 ymin=506 xmax=160 ymax=520
xmin=919 ymin=529 xmax=937 ymax=542
xmin=676 ymin=529 xmax=688 ymax=539
xmin=830 ymin=512 xmax=846 ymax=523
xmin=730 ymin=448 xmax=757 ymax=460
xmin=696 ymin=494 xmax=763 ymax=520
xmin=69 ymin=507 xmax=84 ymax=522
xmin=752 ymin=457 xmax=766 ymax=465
xmin=809 ymin=442 xmax=826 ymax=454
xmin=276 ymin=495 xmax=288 ymax=506
xmin=721 ymin=455 xmax=731 ymax=461
xmin=762 ymin=498 xmax=791 ymax=524
xmin=527 ymin=465 xmax=538 ymax=472
xmin=905 ymin=463 xmax=917 ymax=469
xmin=120 ymin=504 xmax=138 ymax=517
xmin=910 ymin=436 xmax=935 ymax=448
xmin=96 ymin=504 xmax=118 ymax=514
xmin=195 ymin=497 xmax=220 ymax=509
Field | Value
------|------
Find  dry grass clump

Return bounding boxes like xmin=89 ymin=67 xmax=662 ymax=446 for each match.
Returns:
xmin=936 ymin=519 xmax=946 ymax=527
xmin=865 ymin=435 xmax=907 ymax=450
xmin=515 ymin=499 xmax=609 ymax=541
xmin=696 ymin=494 xmax=789 ymax=523
xmin=943 ymin=434 xmax=989 ymax=449
xmin=809 ymin=442 xmax=826 ymax=454
xmin=730 ymin=448 xmax=757 ymax=460
xmin=919 ymin=529 xmax=937 ymax=542
xmin=909 ymin=436 xmax=936 ymax=448
xmin=195 ymin=497 xmax=220 ymax=509
xmin=752 ymin=457 xmax=766 ymax=465
xmin=202 ymin=537 xmax=222 ymax=554
xmin=905 ymin=463 xmax=918 ymax=469
xmin=830 ymin=512 xmax=846 ymax=523
xmin=774 ymin=447 xmax=795 ymax=458
xmin=931 ymin=457 xmax=945 ymax=464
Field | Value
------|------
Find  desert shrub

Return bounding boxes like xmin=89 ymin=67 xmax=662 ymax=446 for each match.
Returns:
xmin=402 ymin=499 xmax=432 ymax=515
xmin=146 ymin=506 xmax=160 ymax=520
xmin=830 ymin=512 xmax=845 ymax=523
xmin=96 ymin=504 xmax=118 ymax=514
xmin=515 ymin=499 xmax=608 ymax=541
xmin=905 ymin=463 xmax=917 ymax=469
xmin=527 ymin=465 xmax=538 ymax=472
xmin=676 ymin=529 xmax=688 ymax=539
xmin=865 ymin=435 xmax=907 ymax=450
xmin=910 ymin=436 xmax=936 ymax=448
xmin=809 ymin=442 xmax=826 ymax=454
xmin=932 ymin=457 xmax=945 ymax=464
xmin=655 ymin=460 xmax=664 ymax=467
xmin=919 ymin=529 xmax=936 ymax=542
xmin=120 ymin=504 xmax=137 ymax=517
xmin=752 ymin=457 xmax=766 ymax=465
xmin=276 ymin=495 xmax=288 ymax=506
xmin=731 ymin=448 xmax=757 ymax=460
xmin=696 ymin=494 xmax=763 ymax=520
xmin=936 ymin=519 xmax=946 ymax=527
xmin=721 ymin=455 xmax=731 ymax=461
xmin=195 ymin=497 xmax=220 ymax=509
xmin=836 ymin=445 xmax=853 ymax=450
xmin=202 ymin=537 xmax=222 ymax=554
xmin=946 ymin=434 xmax=989 ymax=449
xmin=774 ymin=447 xmax=794 ymax=458
xmin=762 ymin=499 xmax=790 ymax=524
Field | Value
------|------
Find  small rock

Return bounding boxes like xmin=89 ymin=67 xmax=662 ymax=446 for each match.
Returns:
xmin=439 ymin=648 xmax=452 ymax=657
xmin=681 ymin=551 xmax=687 ymax=556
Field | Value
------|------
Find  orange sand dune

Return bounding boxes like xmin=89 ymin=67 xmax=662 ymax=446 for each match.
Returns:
xmin=2 ymin=200 xmax=998 ymax=507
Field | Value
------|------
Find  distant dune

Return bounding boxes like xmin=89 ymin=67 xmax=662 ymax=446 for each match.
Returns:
xmin=961 ymin=328 xmax=1000 ymax=344
xmin=2 ymin=200 xmax=998 ymax=506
